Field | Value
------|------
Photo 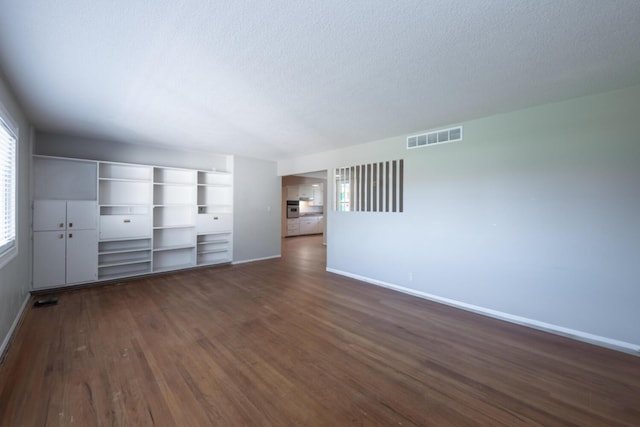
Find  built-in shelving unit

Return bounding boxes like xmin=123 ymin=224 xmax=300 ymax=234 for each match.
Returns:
xmin=98 ymin=238 xmax=152 ymax=280
xmin=196 ymin=169 xmax=233 ymax=266
xmin=197 ymin=232 xmax=232 ymax=265
xmin=152 ymin=167 xmax=197 ymax=272
xmin=34 ymin=155 xmax=234 ymax=288
xmin=97 ymin=162 xmax=153 ymax=279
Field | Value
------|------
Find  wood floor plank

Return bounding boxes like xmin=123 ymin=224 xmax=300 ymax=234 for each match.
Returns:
xmin=1 ymin=235 xmax=639 ymax=426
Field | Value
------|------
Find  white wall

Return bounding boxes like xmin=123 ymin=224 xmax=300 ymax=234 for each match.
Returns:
xmin=278 ymin=85 xmax=640 ymax=352
xmin=0 ymin=72 xmax=32 ymax=356
xmin=35 ymin=133 xmax=282 ymax=268
xmin=233 ymin=156 xmax=281 ymax=263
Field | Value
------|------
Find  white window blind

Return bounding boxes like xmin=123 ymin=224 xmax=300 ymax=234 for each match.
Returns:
xmin=0 ymin=115 xmax=16 ymax=256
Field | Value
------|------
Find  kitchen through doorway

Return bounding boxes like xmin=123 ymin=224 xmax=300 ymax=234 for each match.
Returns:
xmin=282 ymin=170 xmax=328 ymax=247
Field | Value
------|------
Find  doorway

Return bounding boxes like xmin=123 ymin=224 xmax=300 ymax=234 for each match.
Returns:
xmin=281 ymin=170 xmax=328 ymax=246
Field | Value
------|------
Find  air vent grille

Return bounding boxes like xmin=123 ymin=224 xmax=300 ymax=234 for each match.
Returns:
xmin=407 ymin=126 xmax=463 ymax=149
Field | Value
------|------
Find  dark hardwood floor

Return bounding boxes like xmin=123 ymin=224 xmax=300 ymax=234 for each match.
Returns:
xmin=1 ymin=235 xmax=639 ymax=426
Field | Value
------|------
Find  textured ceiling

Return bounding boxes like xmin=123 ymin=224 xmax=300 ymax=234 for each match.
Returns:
xmin=1 ymin=1 xmax=639 ymax=161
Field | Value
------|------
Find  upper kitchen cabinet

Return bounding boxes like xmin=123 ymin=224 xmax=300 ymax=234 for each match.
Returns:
xmin=311 ymin=184 xmax=323 ymax=206
xmin=298 ymin=185 xmax=313 ymax=200
xmin=287 ymin=183 xmax=324 ymax=204
xmin=286 ymin=185 xmax=299 ymax=201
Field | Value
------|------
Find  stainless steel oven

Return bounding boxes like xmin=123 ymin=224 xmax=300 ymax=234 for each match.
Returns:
xmin=286 ymin=200 xmax=299 ymax=218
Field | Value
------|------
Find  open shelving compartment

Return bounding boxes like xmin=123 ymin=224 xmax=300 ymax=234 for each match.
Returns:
xmin=98 ymin=238 xmax=152 ymax=280
xmin=151 ymin=165 xmax=198 ymax=273
xmin=196 ymin=232 xmax=232 ymax=265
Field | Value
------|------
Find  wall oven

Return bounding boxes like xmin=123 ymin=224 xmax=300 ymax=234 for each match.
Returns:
xmin=286 ymin=200 xmax=299 ymax=218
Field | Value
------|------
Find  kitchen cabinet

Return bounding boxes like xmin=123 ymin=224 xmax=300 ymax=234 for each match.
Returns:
xmin=299 ymin=185 xmax=313 ymax=200
xmin=33 ymin=200 xmax=98 ymax=288
xmin=299 ymin=216 xmax=323 ymax=235
xmin=286 ymin=185 xmax=299 ymax=201
xmin=286 ymin=218 xmax=300 ymax=236
xmin=311 ymin=185 xmax=323 ymax=206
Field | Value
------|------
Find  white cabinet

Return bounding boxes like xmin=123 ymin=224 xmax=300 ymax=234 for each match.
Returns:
xmin=287 ymin=184 xmax=323 ymax=204
xmin=311 ymin=185 xmax=324 ymax=206
xmin=99 ymin=215 xmax=152 ymax=240
xmin=286 ymin=218 xmax=300 ymax=236
xmin=286 ymin=186 xmax=299 ymax=201
xmin=299 ymin=216 xmax=323 ymax=235
xmin=33 ymin=231 xmax=66 ymax=287
xmin=33 ymin=200 xmax=98 ymax=288
xmin=299 ymin=217 xmax=315 ymax=235
xmin=299 ymin=185 xmax=313 ymax=200
xmin=34 ymin=156 xmax=234 ymax=284
xmin=66 ymin=230 xmax=99 ymax=283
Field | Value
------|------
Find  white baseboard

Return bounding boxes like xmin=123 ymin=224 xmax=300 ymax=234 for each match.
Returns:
xmin=326 ymin=268 xmax=640 ymax=356
xmin=0 ymin=294 xmax=30 ymax=362
xmin=232 ymin=254 xmax=281 ymax=265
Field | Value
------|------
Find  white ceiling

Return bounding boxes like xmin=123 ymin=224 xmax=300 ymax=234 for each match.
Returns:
xmin=1 ymin=1 xmax=639 ymax=161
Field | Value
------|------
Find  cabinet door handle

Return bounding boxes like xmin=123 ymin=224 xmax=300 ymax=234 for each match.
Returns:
xmin=123 ymin=219 xmax=131 ymax=223
xmin=59 ymin=223 xmax=64 ymax=228
xmin=213 ymin=216 xmax=219 ymax=220
xmin=68 ymin=233 xmax=73 ymax=238
xmin=59 ymin=234 xmax=64 ymax=239
xmin=69 ymin=222 xmax=73 ymax=228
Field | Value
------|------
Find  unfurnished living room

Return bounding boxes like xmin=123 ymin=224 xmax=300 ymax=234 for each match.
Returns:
xmin=0 ymin=1 xmax=639 ymax=426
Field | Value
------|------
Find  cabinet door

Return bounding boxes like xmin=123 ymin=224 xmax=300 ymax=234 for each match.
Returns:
xmin=312 ymin=188 xmax=323 ymax=206
xmin=286 ymin=186 xmax=299 ymax=201
xmin=33 ymin=200 xmax=67 ymax=231
xmin=33 ymin=231 xmax=66 ymax=288
xmin=299 ymin=185 xmax=313 ymax=199
xmin=100 ymin=214 xmax=152 ymax=239
xmin=67 ymin=200 xmax=97 ymax=230
xmin=196 ymin=213 xmax=232 ymax=233
xmin=286 ymin=219 xmax=299 ymax=236
xmin=299 ymin=219 xmax=314 ymax=235
xmin=66 ymin=229 xmax=98 ymax=284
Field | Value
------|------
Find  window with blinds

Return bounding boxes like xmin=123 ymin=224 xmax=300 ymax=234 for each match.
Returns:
xmin=335 ymin=159 xmax=404 ymax=212
xmin=0 ymin=114 xmax=17 ymax=258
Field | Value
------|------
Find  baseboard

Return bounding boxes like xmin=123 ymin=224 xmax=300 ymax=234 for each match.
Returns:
xmin=232 ymin=254 xmax=281 ymax=265
xmin=326 ymin=268 xmax=640 ymax=356
xmin=0 ymin=294 xmax=31 ymax=364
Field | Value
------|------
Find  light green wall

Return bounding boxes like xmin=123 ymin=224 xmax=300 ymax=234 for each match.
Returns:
xmin=278 ymin=85 xmax=640 ymax=351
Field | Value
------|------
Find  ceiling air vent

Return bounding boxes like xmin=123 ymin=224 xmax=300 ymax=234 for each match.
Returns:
xmin=407 ymin=126 xmax=463 ymax=149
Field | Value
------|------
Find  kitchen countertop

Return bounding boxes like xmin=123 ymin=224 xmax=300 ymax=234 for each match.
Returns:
xmin=299 ymin=213 xmax=324 ymax=217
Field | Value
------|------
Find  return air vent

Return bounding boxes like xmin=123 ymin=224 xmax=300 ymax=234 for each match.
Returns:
xmin=406 ymin=126 xmax=463 ymax=149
